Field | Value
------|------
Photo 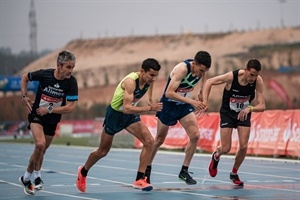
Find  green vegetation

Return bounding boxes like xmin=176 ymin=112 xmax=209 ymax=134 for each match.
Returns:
xmin=0 ymin=48 xmax=51 ymax=75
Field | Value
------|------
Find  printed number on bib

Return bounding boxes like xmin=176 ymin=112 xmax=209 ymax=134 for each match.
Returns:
xmin=229 ymin=97 xmax=250 ymax=112
xmin=39 ymin=94 xmax=63 ymax=108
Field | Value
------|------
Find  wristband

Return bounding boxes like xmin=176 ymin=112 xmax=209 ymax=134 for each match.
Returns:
xmin=248 ymin=105 xmax=254 ymax=112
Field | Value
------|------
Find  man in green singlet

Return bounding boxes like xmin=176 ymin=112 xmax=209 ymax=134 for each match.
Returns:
xmin=76 ymin=58 xmax=162 ymax=192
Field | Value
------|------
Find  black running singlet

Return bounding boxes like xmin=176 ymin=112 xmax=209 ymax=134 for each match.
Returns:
xmin=220 ymin=69 xmax=256 ymax=113
xmin=28 ymin=69 xmax=78 ymax=124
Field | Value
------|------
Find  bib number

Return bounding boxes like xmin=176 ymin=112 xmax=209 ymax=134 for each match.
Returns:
xmin=229 ymin=97 xmax=250 ymax=112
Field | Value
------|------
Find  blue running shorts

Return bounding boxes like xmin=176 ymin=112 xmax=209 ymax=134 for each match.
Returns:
xmin=156 ymin=101 xmax=195 ymax=126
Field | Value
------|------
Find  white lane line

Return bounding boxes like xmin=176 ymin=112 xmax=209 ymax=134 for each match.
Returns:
xmin=0 ymin=179 xmax=102 ymax=200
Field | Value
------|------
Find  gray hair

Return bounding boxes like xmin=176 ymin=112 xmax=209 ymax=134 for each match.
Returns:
xmin=57 ymin=50 xmax=76 ymax=64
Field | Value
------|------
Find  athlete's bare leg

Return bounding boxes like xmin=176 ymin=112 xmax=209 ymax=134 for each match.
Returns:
xmin=26 ymin=123 xmax=46 ymax=174
xmin=35 ymin=135 xmax=54 ymax=171
xmin=233 ymin=126 xmax=250 ymax=170
xmin=179 ymin=112 xmax=200 ymax=166
xmin=149 ymin=119 xmax=169 ymax=164
xmin=126 ymin=121 xmax=154 ymax=173
xmin=216 ymin=128 xmax=233 ymax=157
xmin=83 ymin=129 xmax=114 ymax=170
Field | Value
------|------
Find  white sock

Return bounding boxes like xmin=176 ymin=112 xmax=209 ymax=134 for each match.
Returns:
xmin=23 ymin=171 xmax=32 ymax=182
xmin=34 ymin=170 xmax=41 ymax=179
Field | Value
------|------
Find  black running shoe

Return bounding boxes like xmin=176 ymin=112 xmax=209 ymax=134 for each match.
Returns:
xmin=230 ymin=173 xmax=244 ymax=186
xmin=178 ymin=171 xmax=197 ymax=185
xmin=33 ymin=177 xmax=44 ymax=190
xmin=19 ymin=176 xmax=34 ymax=195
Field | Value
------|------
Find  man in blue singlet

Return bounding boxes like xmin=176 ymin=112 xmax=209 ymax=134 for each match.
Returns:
xmin=146 ymin=51 xmax=211 ymax=185
xmin=203 ymin=59 xmax=265 ymax=186
xmin=76 ymin=58 xmax=163 ymax=192
xmin=19 ymin=50 xmax=78 ymax=195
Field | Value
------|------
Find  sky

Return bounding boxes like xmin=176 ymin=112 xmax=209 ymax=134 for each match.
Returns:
xmin=0 ymin=0 xmax=299 ymax=54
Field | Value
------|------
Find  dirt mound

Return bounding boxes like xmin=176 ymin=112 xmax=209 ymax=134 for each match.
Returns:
xmin=1 ymin=27 xmax=299 ymax=120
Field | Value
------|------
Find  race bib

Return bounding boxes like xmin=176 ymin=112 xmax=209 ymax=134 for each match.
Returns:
xmin=229 ymin=97 xmax=250 ymax=112
xmin=39 ymin=94 xmax=63 ymax=108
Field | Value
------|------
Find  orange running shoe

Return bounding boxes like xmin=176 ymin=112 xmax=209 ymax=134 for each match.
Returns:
xmin=76 ymin=166 xmax=86 ymax=192
xmin=133 ymin=177 xmax=153 ymax=191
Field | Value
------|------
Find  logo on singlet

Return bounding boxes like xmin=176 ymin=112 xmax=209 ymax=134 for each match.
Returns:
xmin=54 ymin=83 xmax=60 ymax=88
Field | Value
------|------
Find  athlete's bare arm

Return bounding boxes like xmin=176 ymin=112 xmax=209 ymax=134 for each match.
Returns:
xmin=147 ymin=82 xmax=154 ymax=104
xmin=36 ymin=100 xmax=77 ymax=116
xmin=21 ymin=73 xmax=32 ymax=114
xmin=122 ymin=78 xmax=162 ymax=114
xmin=165 ymin=63 xmax=206 ymax=110
xmin=198 ymin=73 xmax=206 ymax=101
xmin=202 ymin=71 xmax=233 ymax=105
xmin=251 ymin=76 xmax=265 ymax=112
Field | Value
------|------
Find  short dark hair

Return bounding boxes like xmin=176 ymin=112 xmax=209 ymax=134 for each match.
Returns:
xmin=194 ymin=51 xmax=211 ymax=68
xmin=246 ymin=59 xmax=261 ymax=71
xmin=141 ymin=58 xmax=161 ymax=72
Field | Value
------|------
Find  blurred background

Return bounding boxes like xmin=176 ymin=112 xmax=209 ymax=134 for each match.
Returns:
xmin=0 ymin=0 xmax=299 ymax=157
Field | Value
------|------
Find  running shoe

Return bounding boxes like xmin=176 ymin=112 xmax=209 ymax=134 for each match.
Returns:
xmin=76 ymin=166 xmax=86 ymax=192
xmin=19 ymin=176 xmax=34 ymax=195
xmin=230 ymin=172 xmax=244 ymax=186
xmin=178 ymin=171 xmax=197 ymax=185
xmin=33 ymin=177 xmax=44 ymax=190
xmin=133 ymin=177 xmax=153 ymax=191
xmin=208 ymin=151 xmax=219 ymax=177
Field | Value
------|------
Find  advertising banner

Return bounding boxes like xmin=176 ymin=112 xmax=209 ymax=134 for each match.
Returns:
xmin=0 ymin=76 xmax=38 ymax=93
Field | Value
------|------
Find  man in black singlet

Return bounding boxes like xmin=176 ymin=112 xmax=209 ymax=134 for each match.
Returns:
xmin=202 ymin=59 xmax=265 ymax=186
xmin=19 ymin=50 xmax=78 ymax=195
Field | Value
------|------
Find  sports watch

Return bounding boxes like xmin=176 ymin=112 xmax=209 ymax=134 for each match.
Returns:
xmin=48 ymin=105 xmax=53 ymax=114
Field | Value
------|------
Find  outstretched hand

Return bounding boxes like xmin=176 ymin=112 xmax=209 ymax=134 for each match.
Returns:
xmin=194 ymin=104 xmax=209 ymax=118
xmin=192 ymin=99 xmax=207 ymax=111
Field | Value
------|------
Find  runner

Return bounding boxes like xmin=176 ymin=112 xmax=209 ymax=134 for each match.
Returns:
xmin=76 ymin=58 xmax=162 ymax=192
xmin=202 ymin=59 xmax=265 ymax=186
xmin=19 ymin=50 xmax=78 ymax=195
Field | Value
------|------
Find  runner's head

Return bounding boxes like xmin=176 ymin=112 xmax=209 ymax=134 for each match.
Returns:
xmin=245 ymin=59 xmax=261 ymax=84
xmin=193 ymin=50 xmax=211 ymax=77
xmin=56 ymin=50 xmax=76 ymax=79
xmin=246 ymin=59 xmax=261 ymax=72
xmin=140 ymin=58 xmax=161 ymax=84
xmin=194 ymin=51 xmax=211 ymax=69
